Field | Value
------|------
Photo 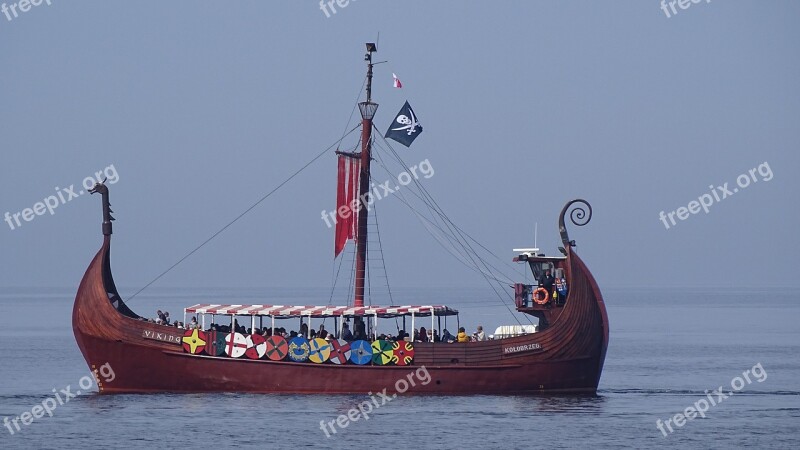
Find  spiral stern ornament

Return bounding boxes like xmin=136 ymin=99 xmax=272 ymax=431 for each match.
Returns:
xmin=559 ymin=199 xmax=592 ymax=249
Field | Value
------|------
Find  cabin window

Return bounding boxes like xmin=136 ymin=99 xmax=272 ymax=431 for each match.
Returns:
xmin=529 ymin=261 xmax=555 ymax=282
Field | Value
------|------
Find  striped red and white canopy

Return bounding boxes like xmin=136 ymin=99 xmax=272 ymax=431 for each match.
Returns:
xmin=183 ymin=304 xmax=458 ymax=318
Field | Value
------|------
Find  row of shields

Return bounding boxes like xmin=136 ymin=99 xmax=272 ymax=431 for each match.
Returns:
xmin=182 ymin=329 xmax=415 ymax=365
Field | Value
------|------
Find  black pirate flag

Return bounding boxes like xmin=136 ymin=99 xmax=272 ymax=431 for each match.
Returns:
xmin=385 ymin=101 xmax=423 ymax=147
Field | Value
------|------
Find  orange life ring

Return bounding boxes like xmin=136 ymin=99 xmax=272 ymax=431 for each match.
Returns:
xmin=533 ymin=287 xmax=549 ymax=305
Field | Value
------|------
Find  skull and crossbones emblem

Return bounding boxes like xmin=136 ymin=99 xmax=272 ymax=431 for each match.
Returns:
xmin=391 ymin=111 xmax=420 ymax=136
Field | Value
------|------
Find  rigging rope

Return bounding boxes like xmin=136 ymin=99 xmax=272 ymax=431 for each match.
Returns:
xmin=369 ymin=141 xmax=516 ymax=284
xmin=370 ymin=200 xmax=394 ymax=305
xmin=370 ymin=138 xmax=521 ymax=280
xmin=370 ymin=129 xmax=532 ymax=326
xmin=126 ymin=125 xmax=361 ymax=303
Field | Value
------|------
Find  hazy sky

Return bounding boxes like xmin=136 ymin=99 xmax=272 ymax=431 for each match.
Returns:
xmin=1 ymin=1 xmax=798 ymax=295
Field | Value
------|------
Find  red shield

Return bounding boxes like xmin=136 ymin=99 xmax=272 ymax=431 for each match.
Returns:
xmin=265 ymin=335 xmax=288 ymax=361
xmin=182 ymin=329 xmax=207 ymax=355
xmin=245 ymin=334 xmax=267 ymax=359
xmin=205 ymin=331 xmax=227 ymax=356
xmin=392 ymin=341 xmax=415 ymax=366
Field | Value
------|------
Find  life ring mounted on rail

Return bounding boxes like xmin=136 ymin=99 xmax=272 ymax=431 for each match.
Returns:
xmin=533 ymin=287 xmax=549 ymax=305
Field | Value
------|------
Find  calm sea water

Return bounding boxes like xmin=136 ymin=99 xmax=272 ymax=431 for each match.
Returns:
xmin=0 ymin=287 xmax=798 ymax=449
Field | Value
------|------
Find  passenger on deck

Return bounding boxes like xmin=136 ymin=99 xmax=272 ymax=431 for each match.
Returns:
xmin=474 ymin=325 xmax=487 ymax=341
xmin=539 ymin=269 xmax=555 ymax=298
xmin=299 ymin=323 xmax=309 ymax=338
xmin=318 ymin=324 xmax=328 ymax=339
xmin=441 ymin=329 xmax=455 ymax=343
xmin=396 ymin=329 xmax=408 ymax=341
xmin=418 ymin=327 xmax=429 ymax=343
xmin=353 ymin=320 xmax=367 ymax=341
xmin=457 ymin=327 xmax=469 ymax=343
xmin=341 ymin=323 xmax=354 ymax=341
xmin=189 ymin=316 xmax=199 ymax=329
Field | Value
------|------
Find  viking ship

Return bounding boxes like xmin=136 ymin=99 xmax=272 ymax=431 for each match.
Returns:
xmin=72 ymin=44 xmax=609 ymax=394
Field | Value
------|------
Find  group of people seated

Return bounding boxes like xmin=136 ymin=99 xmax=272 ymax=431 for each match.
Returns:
xmin=140 ymin=309 xmax=190 ymax=329
xmin=342 ymin=322 xmax=489 ymax=343
xmin=149 ymin=311 xmax=491 ymax=343
xmin=413 ymin=326 xmax=488 ymax=343
xmin=201 ymin=321 xmax=335 ymax=340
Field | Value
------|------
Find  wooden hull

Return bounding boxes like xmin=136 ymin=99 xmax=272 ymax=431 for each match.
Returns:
xmin=73 ymin=237 xmax=609 ymax=394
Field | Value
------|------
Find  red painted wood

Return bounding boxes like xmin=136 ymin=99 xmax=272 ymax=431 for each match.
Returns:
xmin=72 ymin=237 xmax=609 ymax=394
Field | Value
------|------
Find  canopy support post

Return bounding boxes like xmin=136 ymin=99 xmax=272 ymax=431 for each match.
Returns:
xmin=411 ymin=312 xmax=415 ymax=342
xmin=183 ymin=309 xmax=187 ymax=328
xmin=431 ymin=312 xmax=435 ymax=340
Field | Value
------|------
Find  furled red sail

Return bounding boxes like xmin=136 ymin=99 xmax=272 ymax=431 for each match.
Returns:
xmin=334 ymin=155 xmax=360 ymax=257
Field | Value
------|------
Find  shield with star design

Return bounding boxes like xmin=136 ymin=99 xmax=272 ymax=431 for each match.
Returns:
xmin=182 ymin=329 xmax=207 ymax=354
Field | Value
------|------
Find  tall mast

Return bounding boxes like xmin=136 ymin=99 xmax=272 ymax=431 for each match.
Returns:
xmin=354 ymin=43 xmax=378 ymax=308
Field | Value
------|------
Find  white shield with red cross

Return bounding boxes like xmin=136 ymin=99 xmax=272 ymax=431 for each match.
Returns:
xmin=224 ymin=332 xmax=248 ymax=358
xmin=329 ymin=339 xmax=351 ymax=365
